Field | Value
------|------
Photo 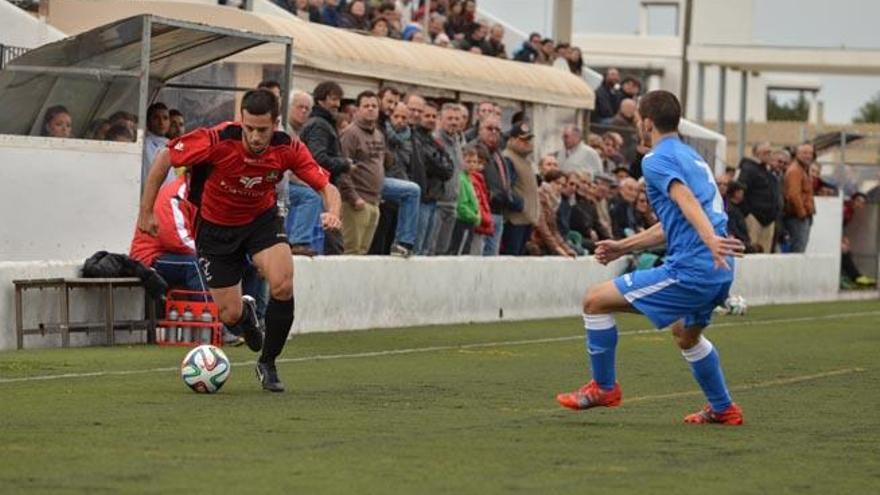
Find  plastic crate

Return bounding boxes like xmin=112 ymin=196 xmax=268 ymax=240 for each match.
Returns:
xmin=156 ymin=289 xmax=223 ymax=347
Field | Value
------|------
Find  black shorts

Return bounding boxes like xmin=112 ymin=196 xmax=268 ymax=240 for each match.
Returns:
xmin=196 ymin=207 xmax=287 ymax=289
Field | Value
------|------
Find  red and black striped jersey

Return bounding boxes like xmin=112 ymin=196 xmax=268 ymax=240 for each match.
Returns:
xmin=167 ymin=122 xmax=329 ymax=226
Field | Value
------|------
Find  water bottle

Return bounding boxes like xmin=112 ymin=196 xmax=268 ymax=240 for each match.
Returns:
xmin=166 ymin=305 xmax=179 ymax=343
xmin=182 ymin=306 xmax=195 ymax=343
xmin=200 ymin=307 xmax=214 ymax=344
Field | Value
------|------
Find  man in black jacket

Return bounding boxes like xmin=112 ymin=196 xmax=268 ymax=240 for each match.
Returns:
xmin=412 ymin=102 xmax=455 ymax=254
xmin=591 ymin=68 xmax=620 ymax=123
xmin=737 ymin=142 xmax=778 ymax=253
xmin=471 ymin=115 xmax=521 ymax=255
xmin=299 ymin=81 xmax=353 ymax=254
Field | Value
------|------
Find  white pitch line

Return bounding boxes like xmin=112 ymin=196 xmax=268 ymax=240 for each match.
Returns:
xmin=624 ymin=367 xmax=866 ymax=404
xmin=535 ymin=367 xmax=867 ymax=414
xmin=1 ymin=310 xmax=878 ymax=385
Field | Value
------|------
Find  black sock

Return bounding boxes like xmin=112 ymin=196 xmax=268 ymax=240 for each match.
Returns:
xmin=226 ymin=298 xmax=257 ymax=336
xmin=259 ymin=297 xmax=294 ymax=364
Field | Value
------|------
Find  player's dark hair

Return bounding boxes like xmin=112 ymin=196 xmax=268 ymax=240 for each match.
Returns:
xmin=378 ymin=86 xmax=401 ymax=99
xmin=40 ymin=105 xmax=70 ymax=136
xmin=257 ymin=80 xmax=281 ymax=91
xmin=638 ymin=90 xmax=681 ymax=134
xmin=105 ymin=123 xmax=134 ymax=142
xmin=147 ymin=102 xmax=168 ymax=122
xmin=544 ymin=169 xmax=565 ymax=183
xmin=462 ymin=143 xmax=487 ymax=162
xmin=313 ymin=81 xmax=343 ymax=103
xmin=356 ymin=90 xmax=379 ymax=107
xmin=727 ymin=180 xmax=746 ymax=195
xmin=108 ymin=110 xmax=136 ymax=124
xmin=241 ymin=89 xmax=280 ymax=120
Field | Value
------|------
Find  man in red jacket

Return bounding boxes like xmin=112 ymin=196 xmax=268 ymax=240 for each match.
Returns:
xmin=130 ymin=175 xmax=204 ymax=291
xmin=137 ymin=89 xmax=342 ymax=392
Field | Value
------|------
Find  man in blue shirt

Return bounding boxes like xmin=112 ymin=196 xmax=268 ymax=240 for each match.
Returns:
xmin=556 ymin=90 xmax=746 ymax=425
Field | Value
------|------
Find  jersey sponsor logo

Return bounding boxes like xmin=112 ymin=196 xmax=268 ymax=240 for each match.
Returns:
xmin=173 ymin=141 xmax=184 ymax=152
xmin=219 ymin=179 xmax=265 ymax=198
xmin=239 ymin=176 xmax=264 ymax=189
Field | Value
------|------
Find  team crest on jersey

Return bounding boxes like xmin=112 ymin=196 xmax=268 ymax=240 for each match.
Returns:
xmin=239 ymin=176 xmax=264 ymax=189
xmin=266 ymin=170 xmax=280 ymax=182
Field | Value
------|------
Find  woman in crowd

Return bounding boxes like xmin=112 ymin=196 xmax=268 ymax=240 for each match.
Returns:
xmin=40 ymin=105 xmax=72 ymax=138
xmin=339 ymin=0 xmax=371 ymax=31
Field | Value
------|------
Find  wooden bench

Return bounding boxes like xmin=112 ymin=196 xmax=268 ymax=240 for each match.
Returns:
xmin=13 ymin=277 xmax=157 ymax=350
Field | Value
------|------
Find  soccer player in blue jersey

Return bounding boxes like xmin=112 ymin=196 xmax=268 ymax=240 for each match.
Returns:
xmin=556 ymin=90 xmax=746 ymax=425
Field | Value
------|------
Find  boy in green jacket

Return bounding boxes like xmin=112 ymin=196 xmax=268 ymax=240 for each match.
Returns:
xmin=446 ymin=144 xmax=484 ymax=254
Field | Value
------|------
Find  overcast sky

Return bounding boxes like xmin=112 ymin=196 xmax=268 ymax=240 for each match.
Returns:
xmin=480 ymin=0 xmax=880 ymax=124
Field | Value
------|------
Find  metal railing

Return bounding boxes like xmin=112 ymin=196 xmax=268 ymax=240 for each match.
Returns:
xmin=0 ymin=44 xmax=30 ymax=70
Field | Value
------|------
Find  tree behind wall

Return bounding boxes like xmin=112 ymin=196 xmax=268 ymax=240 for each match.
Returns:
xmin=853 ymin=92 xmax=880 ymax=123
xmin=767 ymin=94 xmax=809 ymax=122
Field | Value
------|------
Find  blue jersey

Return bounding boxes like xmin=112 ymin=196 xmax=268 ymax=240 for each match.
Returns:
xmin=642 ymin=137 xmax=732 ymax=284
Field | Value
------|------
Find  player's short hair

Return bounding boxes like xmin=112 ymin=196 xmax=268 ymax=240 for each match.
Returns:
xmin=355 ymin=90 xmax=379 ymax=107
xmin=638 ymin=90 xmax=681 ymax=134
xmin=257 ymin=80 xmax=281 ymax=92
xmin=462 ymin=143 xmax=487 ymax=162
xmin=543 ymin=169 xmax=564 ymax=183
xmin=440 ymin=102 xmax=460 ymax=114
xmin=313 ymin=81 xmax=343 ymax=103
xmin=146 ymin=102 xmax=168 ymax=122
xmin=241 ymin=89 xmax=280 ymax=120
xmin=105 ymin=123 xmax=134 ymax=142
xmin=378 ymin=86 xmax=402 ymax=99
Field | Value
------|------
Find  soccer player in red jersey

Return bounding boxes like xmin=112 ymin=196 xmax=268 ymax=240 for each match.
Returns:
xmin=137 ymin=90 xmax=342 ymax=392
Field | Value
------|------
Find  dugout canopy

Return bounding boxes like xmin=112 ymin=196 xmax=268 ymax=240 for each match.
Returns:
xmin=0 ymin=14 xmax=293 ymax=139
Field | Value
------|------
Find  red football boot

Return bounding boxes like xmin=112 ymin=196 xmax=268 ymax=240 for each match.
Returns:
xmin=556 ymin=380 xmax=622 ymax=410
xmin=683 ymin=403 xmax=744 ymax=425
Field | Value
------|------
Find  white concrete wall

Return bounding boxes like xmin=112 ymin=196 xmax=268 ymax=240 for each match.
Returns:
xmin=0 ymin=135 xmax=142 ymax=262
xmin=0 ymin=250 xmax=847 ymax=351
xmin=0 ymin=260 xmax=146 ymax=350
xmin=730 ymin=253 xmax=839 ymax=305
xmin=291 ymin=257 xmax=629 ymax=334
xmin=807 ymin=196 xmax=843 ymax=256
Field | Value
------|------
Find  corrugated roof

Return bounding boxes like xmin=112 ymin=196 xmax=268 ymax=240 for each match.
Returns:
xmin=47 ymin=0 xmax=594 ymax=109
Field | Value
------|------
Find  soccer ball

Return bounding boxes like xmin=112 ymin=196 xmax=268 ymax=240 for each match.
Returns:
xmin=180 ymin=345 xmax=231 ymax=393
xmin=722 ymin=295 xmax=749 ymax=316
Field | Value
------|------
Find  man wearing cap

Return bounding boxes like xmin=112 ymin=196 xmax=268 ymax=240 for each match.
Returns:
xmin=559 ymin=125 xmax=603 ymax=177
xmin=502 ymin=122 xmax=540 ymax=255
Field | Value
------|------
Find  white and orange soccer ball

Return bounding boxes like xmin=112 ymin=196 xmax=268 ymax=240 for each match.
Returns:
xmin=180 ymin=345 xmax=231 ymax=393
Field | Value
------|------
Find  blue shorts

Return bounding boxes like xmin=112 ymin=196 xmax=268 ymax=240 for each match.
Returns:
xmin=613 ymin=266 xmax=732 ymax=329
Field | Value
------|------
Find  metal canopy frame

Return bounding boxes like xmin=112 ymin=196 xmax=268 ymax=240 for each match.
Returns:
xmin=3 ymin=14 xmax=294 ymax=139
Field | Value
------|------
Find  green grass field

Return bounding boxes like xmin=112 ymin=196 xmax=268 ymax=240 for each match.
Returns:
xmin=1 ymin=300 xmax=879 ymax=494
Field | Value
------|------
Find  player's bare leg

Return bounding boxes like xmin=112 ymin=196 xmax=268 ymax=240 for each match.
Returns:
xmin=556 ymin=281 xmax=635 ymax=410
xmin=671 ymin=321 xmax=743 ymax=425
xmin=251 ymin=243 xmax=295 ymax=392
xmin=210 ymin=283 xmax=264 ymax=353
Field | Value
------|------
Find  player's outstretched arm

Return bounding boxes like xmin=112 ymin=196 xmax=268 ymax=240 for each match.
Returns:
xmin=668 ymin=180 xmax=745 ymax=270
xmin=136 ymin=149 xmax=173 ymax=236
xmin=594 ymin=223 xmax=665 ymax=265
xmin=318 ymin=183 xmax=342 ymax=231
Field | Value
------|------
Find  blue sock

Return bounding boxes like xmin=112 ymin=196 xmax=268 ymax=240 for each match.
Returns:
xmin=584 ymin=314 xmax=618 ymax=391
xmin=682 ymin=337 xmax=732 ymax=412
